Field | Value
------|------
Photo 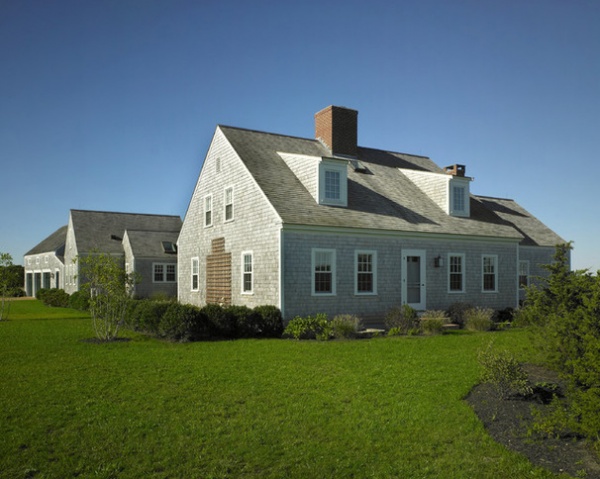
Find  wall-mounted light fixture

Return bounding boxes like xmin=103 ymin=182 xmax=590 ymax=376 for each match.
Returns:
xmin=434 ymin=255 xmax=444 ymax=268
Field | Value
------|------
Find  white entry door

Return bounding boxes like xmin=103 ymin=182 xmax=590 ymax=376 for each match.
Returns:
xmin=401 ymin=249 xmax=426 ymax=310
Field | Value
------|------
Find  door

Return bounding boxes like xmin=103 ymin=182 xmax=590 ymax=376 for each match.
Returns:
xmin=402 ymin=249 xmax=426 ymax=310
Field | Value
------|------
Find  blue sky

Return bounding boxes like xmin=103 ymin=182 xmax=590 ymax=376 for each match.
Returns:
xmin=1 ymin=0 xmax=599 ymax=271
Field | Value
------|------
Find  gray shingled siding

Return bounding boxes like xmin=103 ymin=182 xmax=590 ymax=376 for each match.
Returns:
xmin=282 ymin=229 xmax=520 ymax=324
xmin=23 ymin=253 xmax=64 ymax=296
xmin=518 ymin=245 xmax=557 ymax=303
xmin=133 ymin=258 xmax=178 ymax=299
xmin=178 ymin=128 xmax=282 ymax=308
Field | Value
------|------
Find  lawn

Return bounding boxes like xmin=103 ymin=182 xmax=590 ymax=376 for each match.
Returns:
xmin=0 ymin=301 xmax=564 ymax=479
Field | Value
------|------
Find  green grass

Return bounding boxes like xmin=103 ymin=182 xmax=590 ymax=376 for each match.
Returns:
xmin=0 ymin=301 xmax=563 ymax=479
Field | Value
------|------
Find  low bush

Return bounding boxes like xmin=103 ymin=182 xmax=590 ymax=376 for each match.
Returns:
xmin=464 ymin=307 xmax=494 ymax=331
xmin=253 ymin=305 xmax=284 ymax=338
xmin=68 ymin=290 xmax=90 ymax=311
xmin=160 ymin=303 xmax=209 ymax=341
xmin=36 ymin=288 xmax=70 ymax=308
xmin=446 ymin=302 xmax=473 ymax=328
xmin=478 ymin=342 xmax=532 ymax=399
xmin=283 ymin=313 xmax=331 ymax=340
xmin=127 ymin=300 xmax=171 ymax=334
xmin=385 ymin=305 xmax=420 ymax=335
xmin=201 ymin=304 xmax=236 ymax=338
xmin=421 ymin=310 xmax=449 ymax=335
xmin=226 ymin=305 xmax=260 ymax=338
xmin=331 ymin=314 xmax=362 ymax=339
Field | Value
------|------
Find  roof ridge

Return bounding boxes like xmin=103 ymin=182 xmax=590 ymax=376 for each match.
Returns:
xmin=70 ymin=209 xmax=181 ymax=218
xmin=474 ymin=194 xmax=516 ymax=202
xmin=218 ymin=124 xmax=318 ymax=143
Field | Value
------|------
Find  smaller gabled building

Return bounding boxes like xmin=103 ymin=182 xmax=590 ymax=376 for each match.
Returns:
xmin=25 ymin=209 xmax=182 ymax=299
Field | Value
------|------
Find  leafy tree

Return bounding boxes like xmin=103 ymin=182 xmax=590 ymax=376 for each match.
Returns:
xmin=78 ymin=252 xmax=139 ymax=341
xmin=518 ymin=242 xmax=600 ymax=450
xmin=0 ymin=252 xmax=20 ymax=320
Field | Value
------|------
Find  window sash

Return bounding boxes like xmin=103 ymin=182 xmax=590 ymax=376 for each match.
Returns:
xmin=312 ymin=249 xmax=335 ymax=295
xmin=519 ymin=260 xmax=529 ymax=288
xmin=242 ymin=253 xmax=253 ymax=293
xmin=453 ymin=185 xmax=465 ymax=212
xmin=448 ymin=254 xmax=464 ymax=292
xmin=191 ymin=258 xmax=199 ymax=291
xmin=204 ymin=196 xmax=212 ymax=227
xmin=356 ymin=252 xmax=376 ymax=294
xmin=482 ymin=256 xmax=497 ymax=291
xmin=225 ymin=187 xmax=234 ymax=222
xmin=154 ymin=264 xmax=164 ymax=282
xmin=324 ymin=170 xmax=340 ymax=200
xmin=154 ymin=263 xmax=176 ymax=283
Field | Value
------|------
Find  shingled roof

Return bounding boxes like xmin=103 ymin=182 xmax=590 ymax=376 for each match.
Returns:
xmin=124 ymin=230 xmax=180 ymax=258
xmin=70 ymin=210 xmax=182 ymax=254
xmin=219 ymin=125 xmax=559 ymax=246
xmin=25 ymin=225 xmax=67 ymax=259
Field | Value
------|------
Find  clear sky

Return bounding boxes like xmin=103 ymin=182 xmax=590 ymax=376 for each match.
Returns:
xmin=1 ymin=0 xmax=599 ymax=271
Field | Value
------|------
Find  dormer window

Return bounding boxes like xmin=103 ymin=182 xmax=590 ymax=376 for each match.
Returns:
xmin=449 ymin=179 xmax=470 ymax=217
xmin=319 ymin=158 xmax=347 ymax=207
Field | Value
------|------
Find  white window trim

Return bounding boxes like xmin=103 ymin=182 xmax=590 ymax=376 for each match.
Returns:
xmin=153 ymin=263 xmax=177 ymax=283
xmin=447 ymin=253 xmax=466 ymax=293
xmin=482 ymin=254 xmax=498 ymax=293
xmin=241 ymin=251 xmax=253 ymax=295
xmin=191 ymin=257 xmax=199 ymax=291
xmin=519 ymin=260 xmax=530 ymax=289
xmin=448 ymin=178 xmax=470 ymax=217
xmin=354 ymin=250 xmax=377 ymax=295
xmin=204 ymin=194 xmax=213 ymax=228
xmin=318 ymin=159 xmax=348 ymax=207
xmin=311 ymin=248 xmax=336 ymax=296
xmin=224 ymin=186 xmax=234 ymax=223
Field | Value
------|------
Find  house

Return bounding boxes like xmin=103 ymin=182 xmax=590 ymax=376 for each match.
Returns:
xmin=177 ymin=105 xmax=566 ymax=324
xmin=25 ymin=209 xmax=182 ymax=299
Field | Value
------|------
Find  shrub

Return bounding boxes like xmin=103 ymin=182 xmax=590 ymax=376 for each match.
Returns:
xmin=421 ymin=310 xmax=449 ymax=335
xmin=253 ymin=305 xmax=284 ymax=338
xmin=478 ymin=342 xmax=532 ymax=399
xmin=331 ymin=314 xmax=362 ymax=339
xmin=226 ymin=305 xmax=260 ymax=338
xmin=283 ymin=313 xmax=330 ymax=340
xmin=127 ymin=300 xmax=171 ymax=335
xmin=446 ymin=302 xmax=473 ymax=328
xmin=464 ymin=307 xmax=494 ymax=331
xmin=68 ymin=290 xmax=90 ymax=311
xmin=159 ymin=303 xmax=209 ymax=341
xmin=201 ymin=304 xmax=236 ymax=339
xmin=384 ymin=305 xmax=420 ymax=335
xmin=36 ymin=288 xmax=70 ymax=308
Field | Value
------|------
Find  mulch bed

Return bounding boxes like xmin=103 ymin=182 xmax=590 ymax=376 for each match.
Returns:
xmin=465 ymin=364 xmax=600 ymax=478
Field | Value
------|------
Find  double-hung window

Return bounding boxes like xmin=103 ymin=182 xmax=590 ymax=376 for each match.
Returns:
xmin=191 ymin=257 xmax=199 ymax=291
xmin=153 ymin=263 xmax=177 ymax=283
xmin=204 ymin=195 xmax=213 ymax=227
xmin=242 ymin=252 xmax=253 ymax=294
xmin=312 ymin=249 xmax=336 ymax=295
xmin=224 ymin=187 xmax=234 ymax=222
xmin=318 ymin=159 xmax=347 ymax=206
xmin=519 ymin=260 xmax=529 ymax=288
xmin=448 ymin=253 xmax=465 ymax=292
xmin=482 ymin=255 xmax=498 ymax=292
xmin=355 ymin=250 xmax=377 ymax=294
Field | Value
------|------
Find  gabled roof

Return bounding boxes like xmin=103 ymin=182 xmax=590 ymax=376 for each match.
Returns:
xmin=474 ymin=196 xmax=564 ymax=247
xmin=124 ymin=230 xmax=180 ymax=258
xmin=219 ymin=126 xmax=542 ymax=242
xmin=25 ymin=225 xmax=67 ymax=259
xmin=70 ymin=210 xmax=182 ymax=254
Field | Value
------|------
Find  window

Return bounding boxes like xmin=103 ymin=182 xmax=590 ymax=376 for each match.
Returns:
xmin=162 ymin=241 xmax=177 ymax=254
xmin=204 ymin=195 xmax=213 ymax=227
xmin=519 ymin=260 xmax=529 ymax=288
xmin=312 ymin=249 xmax=336 ymax=295
xmin=242 ymin=252 xmax=253 ymax=293
xmin=325 ymin=170 xmax=340 ymax=200
xmin=482 ymin=255 xmax=498 ymax=292
xmin=318 ymin=159 xmax=347 ymax=206
xmin=448 ymin=254 xmax=465 ymax=292
xmin=224 ymin=187 xmax=234 ymax=222
xmin=191 ymin=257 xmax=199 ymax=291
xmin=355 ymin=251 xmax=377 ymax=294
xmin=452 ymin=185 xmax=465 ymax=212
xmin=153 ymin=263 xmax=177 ymax=283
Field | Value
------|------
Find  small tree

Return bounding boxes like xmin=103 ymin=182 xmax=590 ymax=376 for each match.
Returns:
xmin=78 ymin=252 xmax=139 ymax=341
xmin=0 ymin=252 xmax=19 ymax=320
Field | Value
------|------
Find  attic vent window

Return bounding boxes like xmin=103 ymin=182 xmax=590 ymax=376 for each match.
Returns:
xmin=162 ymin=241 xmax=177 ymax=254
xmin=110 ymin=234 xmax=122 ymax=241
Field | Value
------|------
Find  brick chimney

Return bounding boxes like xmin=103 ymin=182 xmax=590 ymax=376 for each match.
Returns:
xmin=315 ymin=105 xmax=358 ymax=157
xmin=444 ymin=164 xmax=466 ymax=177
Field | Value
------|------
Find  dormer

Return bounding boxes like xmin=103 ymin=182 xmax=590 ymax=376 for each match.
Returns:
xmin=400 ymin=164 xmax=472 ymax=217
xmin=278 ymin=153 xmax=348 ymax=207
